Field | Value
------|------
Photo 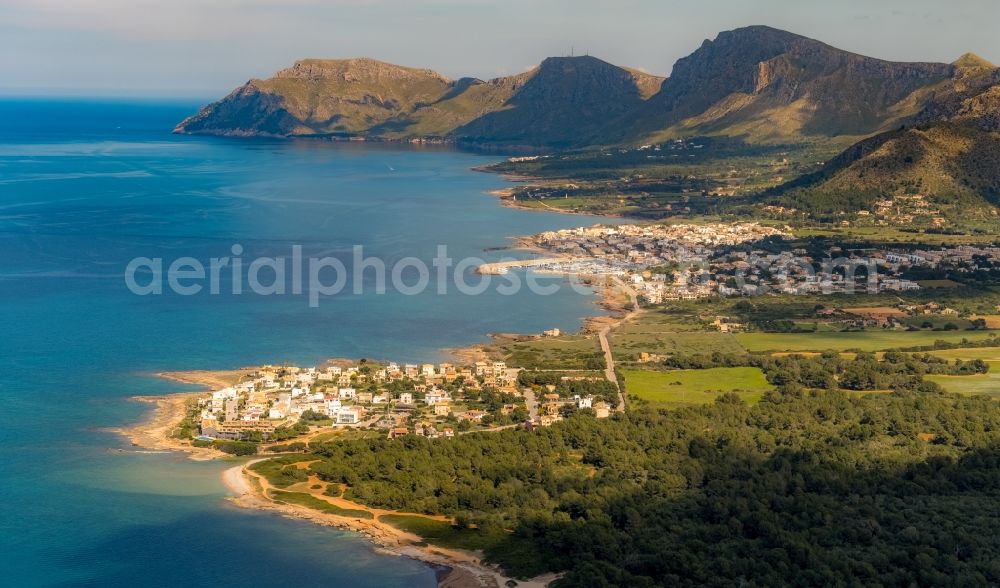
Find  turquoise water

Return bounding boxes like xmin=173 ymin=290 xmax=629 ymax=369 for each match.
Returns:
xmin=0 ymin=99 xmax=611 ymax=587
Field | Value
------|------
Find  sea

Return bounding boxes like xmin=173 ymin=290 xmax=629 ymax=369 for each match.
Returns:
xmin=0 ymin=98 xmax=615 ymax=587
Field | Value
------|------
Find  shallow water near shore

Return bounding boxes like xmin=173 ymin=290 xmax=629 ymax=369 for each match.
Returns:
xmin=0 ymin=98 xmax=616 ymax=587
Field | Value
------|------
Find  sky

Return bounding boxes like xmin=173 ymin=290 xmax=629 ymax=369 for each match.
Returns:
xmin=1 ymin=0 xmax=998 ymax=98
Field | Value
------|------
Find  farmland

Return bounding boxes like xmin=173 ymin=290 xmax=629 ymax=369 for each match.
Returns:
xmin=735 ymin=330 xmax=998 ymax=353
xmin=622 ymin=367 xmax=772 ymax=406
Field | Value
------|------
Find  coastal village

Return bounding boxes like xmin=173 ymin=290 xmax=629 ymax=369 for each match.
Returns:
xmin=194 ymin=359 xmax=614 ymax=444
xmin=183 ymin=221 xmax=1000 ymax=448
xmin=491 ymin=223 xmax=1000 ymax=303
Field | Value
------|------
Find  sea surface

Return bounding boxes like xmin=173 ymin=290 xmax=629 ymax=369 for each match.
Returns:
xmin=0 ymin=98 xmax=615 ymax=587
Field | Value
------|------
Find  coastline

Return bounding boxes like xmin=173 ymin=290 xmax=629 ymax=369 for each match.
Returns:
xmin=220 ymin=460 xmax=560 ymax=588
xmin=107 ymin=369 xmax=253 ymax=460
xmin=107 ymin=391 xmax=219 ymax=460
xmin=111 ymin=167 xmax=630 ymax=587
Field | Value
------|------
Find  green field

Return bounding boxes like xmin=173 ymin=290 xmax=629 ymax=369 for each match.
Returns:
xmin=610 ymin=309 xmax=745 ymax=358
xmin=735 ymin=330 xmax=997 ymax=352
xmin=623 ymin=367 xmax=772 ymax=406
xmin=926 ymin=360 xmax=1000 ymax=398
xmin=927 ymin=346 xmax=1000 ymax=361
xmin=612 ymin=331 xmax=744 ymax=358
xmin=269 ymin=490 xmax=373 ymax=519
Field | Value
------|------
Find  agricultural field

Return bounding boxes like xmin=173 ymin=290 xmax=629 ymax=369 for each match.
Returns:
xmin=926 ymin=366 xmax=1000 ymax=398
xmin=622 ymin=367 xmax=772 ymax=406
xmin=735 ymin=330 xmax=997 ymax=352
xmin=611 ymin=310 xmax=744 ymax=358
xmin=969 ymin=315 xmax=1000 ymax=329
xmin=927 ymin=347 xmax=1000 ymax=361
xmin=923 ymin=347 xmax=1000 ymax=398
xmin=612 ymin=331 xmax=744 ymax=359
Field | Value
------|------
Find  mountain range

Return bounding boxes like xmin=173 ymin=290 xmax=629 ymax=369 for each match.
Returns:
xmin=770 ymin=54 xmax=1000 ymax=217
xmin=175 ymin=25 xmax=996 ymax=149
xmin=175 ymin=25 xmax=1000 ymax=217
xmin=175 ymin=54 xmax=663 ymax=148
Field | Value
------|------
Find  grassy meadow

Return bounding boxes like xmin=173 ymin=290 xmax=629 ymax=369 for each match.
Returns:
xmin=735 ymin=330 xmax=997 ymax=352
xmin=623 ymin=367 xmax=772 ymax=406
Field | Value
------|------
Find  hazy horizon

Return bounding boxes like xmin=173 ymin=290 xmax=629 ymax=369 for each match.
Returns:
xmin=2 ymin=0 xmax=998 ymax=98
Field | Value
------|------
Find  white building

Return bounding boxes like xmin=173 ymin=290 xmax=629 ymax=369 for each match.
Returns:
xmin=324 ymin=398 xmax=342 ymax=414
xmin=424 ymin=390 xmax=452 ymax=405
xmin=336 ymin=405 xmax=364 ymax=425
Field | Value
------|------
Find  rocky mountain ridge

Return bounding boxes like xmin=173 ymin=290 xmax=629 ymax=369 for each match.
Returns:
xmin=176 ymin=26 xmax=997 ymax=153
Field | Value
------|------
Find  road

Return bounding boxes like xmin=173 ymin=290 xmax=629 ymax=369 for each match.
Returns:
xmin=523 ymin=386 xmax=539 ymax=422
xmin=599 ymin=276 xmax=640 ymax=412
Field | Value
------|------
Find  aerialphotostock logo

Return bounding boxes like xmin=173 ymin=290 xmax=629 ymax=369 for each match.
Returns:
xmin=124 ymin=244 xmax=593 ymax=307
xmin=125 ymin=244 xmax=896 ymax=307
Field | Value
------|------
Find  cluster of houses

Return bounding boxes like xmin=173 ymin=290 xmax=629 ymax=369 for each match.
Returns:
xmin=852 ymin=194 xmax=946 ymax=227
xmin=519 ymin=223 xmax=937 ymax=302
xmin=534 ymin=392 xmax=612 ymax=427
xmin=531 ymin=223 xmax=789 ymax=263
xmin=876 ymin=245 xmax=1000 ymax=270
xmin=814 ymin=302 xmax=971 ymax=329
xmin=197 ymin=360 xmax=520 ymax=441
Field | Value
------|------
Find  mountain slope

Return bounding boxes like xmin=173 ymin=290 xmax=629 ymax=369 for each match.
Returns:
xmin=451 ymin=56 xmax=660 ymax=147
xmin=177 ymin=26 xmax=992 ymax=150
xmin=631 ymin=25 xmax=955 ymax=144
xmin=761 ymin=52 xmax=1000 ymax=222
xmin=175 ymin=56 xmax=663 ymax=146
xmin=177 ymin=58 xmax=460 ymax=137
xmin=913 ymin=55 xmax=1000 ymax=132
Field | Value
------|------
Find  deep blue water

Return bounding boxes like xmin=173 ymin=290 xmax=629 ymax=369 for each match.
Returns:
xmin=0 ymin=99 xmax=613 ymax=587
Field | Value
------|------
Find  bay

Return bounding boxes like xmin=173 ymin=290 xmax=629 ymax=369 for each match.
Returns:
xmin=0 ymin=98 xmax=613 ymax=587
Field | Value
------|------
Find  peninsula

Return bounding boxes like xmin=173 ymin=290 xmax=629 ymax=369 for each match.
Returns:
xmin=135 ymin=22 xmax=1000 ymax=588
